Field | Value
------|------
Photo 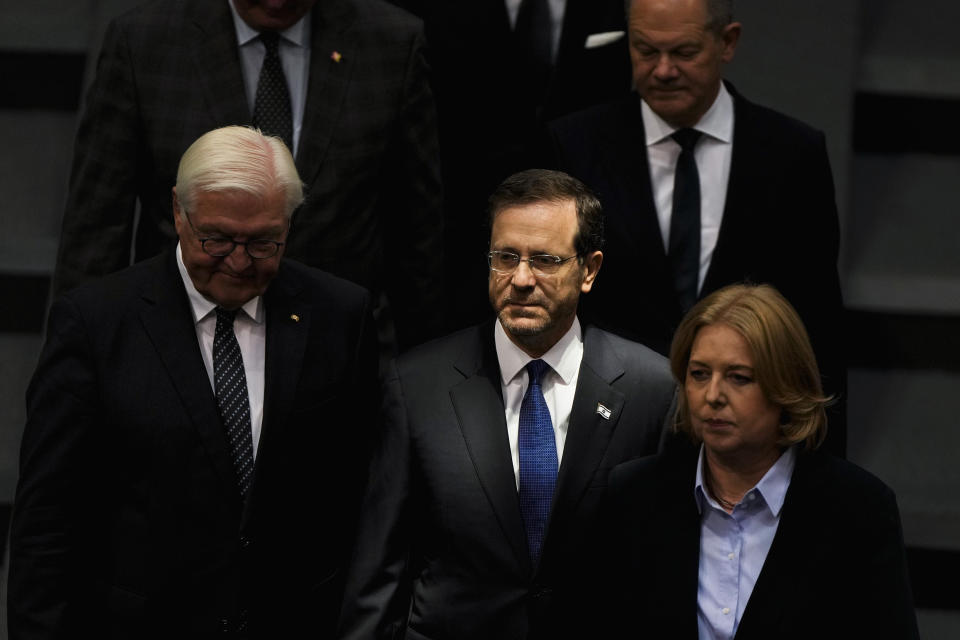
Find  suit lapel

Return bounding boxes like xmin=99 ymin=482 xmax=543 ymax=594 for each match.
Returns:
xmin=603 ymin=99 xmax=680 ymax=311
xmin=249 ymin=265 xmax=309 ymax=496
xmin=549 ymin=328 xmax=625 ymax=532
xmin=448 ymin=329 xmax=532 ymax=576
xmin=702 ymin=83 xmax=756 ymax=295
xmin=735 ymin=452 xmax=824 ymax=638
xmin=189 ymin=1 xmax=250 ymax=126
xmin=296 ymin=0 xmax=356 ymax=180
xmin=138 ymin=253 xmax=241 ymax=511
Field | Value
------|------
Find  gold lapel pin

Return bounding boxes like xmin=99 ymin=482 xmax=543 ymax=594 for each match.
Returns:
xmin=331 ymin=50 xmax=342 ymax=63
xmin=290 ymin=314 xmax=300 ymax=323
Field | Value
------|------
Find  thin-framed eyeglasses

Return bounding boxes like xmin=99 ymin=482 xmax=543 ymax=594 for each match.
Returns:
xmin=181 ymin=210 xmax=285 ymax=259
xmin=487 ymin=250 xmax=580 ymax=276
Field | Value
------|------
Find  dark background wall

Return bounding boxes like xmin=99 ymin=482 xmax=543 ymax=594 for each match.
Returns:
xmin=1 ymin=0 xmax=958 ymax=635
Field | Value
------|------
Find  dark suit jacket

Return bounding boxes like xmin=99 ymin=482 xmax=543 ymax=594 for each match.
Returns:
xmin=9 ymin=252 xmax=378 ymax=639
xmin=548 ymin=86 xmax=847 ymax=454
xmin=54 ymin=0 xmax=442 ymax=348
xmin=597 ymin=439 xmax=919 ymax=639
xmin=390 ymin=0 xmax=633 ymax=327
xmin=337 ymin=323 xmax=675 ymax=640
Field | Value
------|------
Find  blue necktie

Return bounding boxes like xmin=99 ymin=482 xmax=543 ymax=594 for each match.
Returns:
xmin=518 ymin=359 xmax=557 ymax=564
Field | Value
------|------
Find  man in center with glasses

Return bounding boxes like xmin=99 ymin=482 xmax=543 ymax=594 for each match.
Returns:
xmin=337 ymin=169 xmax=675 ymax=640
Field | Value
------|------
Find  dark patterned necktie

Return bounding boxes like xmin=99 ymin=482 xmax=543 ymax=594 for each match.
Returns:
xmin=518 ymin=359 xmax=557 ymax=565
xmin=669 ymin=128 xmax=703 ymax=312
xmin=214 ymin=307 xmax=255 ymax=497
xmin=252 ymin=31 xmax=293 ymax=153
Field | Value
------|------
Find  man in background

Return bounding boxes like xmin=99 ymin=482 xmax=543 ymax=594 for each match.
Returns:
xmin=55 ymin=0 xmax=443 ymax=351
xmin=548 ymin=0 xmax=846 ymax=454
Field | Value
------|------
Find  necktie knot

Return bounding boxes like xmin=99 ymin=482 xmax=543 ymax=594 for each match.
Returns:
xmin=525 ymin=359 xmax=550 ymax=388
xmin=260 ymin=31 xmax=281 ymax=55
xmin=215 ymin=307 xmax=238 ymax=326
xmin=672 ymin=128 xmax=702 ymax=152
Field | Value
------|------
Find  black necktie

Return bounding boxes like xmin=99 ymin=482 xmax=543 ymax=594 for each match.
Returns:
xmin=214 ymin=308 xmax=255 ymax=497
xmin=514 ymin=0 xmax=553 ymax=109
xmin=252 ymin=31 xmax=294 ymax=153
xmin=669 ymin=128 xmax=703 ymax=312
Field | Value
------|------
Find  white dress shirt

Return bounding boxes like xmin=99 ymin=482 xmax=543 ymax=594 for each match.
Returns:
xmin=504 ymin=0 xmax=567 ymax=61
xmin=176 ymin=243 xmax=266 ymax=458
xmin=494 ymin=316 xmax=583 ymax=488
xmin=228 ymin=0 xmax=311 ymax=156
xmin=641 ymin=83 xmax=734 ymax=292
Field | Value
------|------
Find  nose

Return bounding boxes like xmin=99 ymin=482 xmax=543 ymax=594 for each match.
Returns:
xmin=653 ymin=53 xmax=678 ymax=81
xmin=224 ymin=242 xmax=253 ymax=271
xmin=510 ymin=259 xmax=537 ymax=289
xmin=704 ymin=374 xmax=725 ymax=407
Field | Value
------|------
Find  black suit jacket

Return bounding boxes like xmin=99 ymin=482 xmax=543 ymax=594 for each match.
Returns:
xmin=391 ymin=0 xmax=633 ymax=327
xmin=9 ymin=252 xmax=378 ymax=639
xmin=548 ymin=85 xmax=846 ymax=453
xmin=337 ymin=323 xmax=675 ymax=640
xmin=54 ymin=0 xmax=442 ymax=348
xmin=598 ymin=439 xmax=919 ymax=639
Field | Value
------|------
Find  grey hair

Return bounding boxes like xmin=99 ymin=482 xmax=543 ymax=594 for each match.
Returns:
xmin=175 ymin=125 xmax=304 ymax=218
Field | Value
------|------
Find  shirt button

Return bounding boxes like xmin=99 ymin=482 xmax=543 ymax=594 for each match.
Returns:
xmin=722 ymin=607 xmax=731 ymax=615
xmin=728 ymin=552 xmax=735 ymax=560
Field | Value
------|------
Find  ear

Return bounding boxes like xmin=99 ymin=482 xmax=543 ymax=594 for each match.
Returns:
xmin=579 ymin=250 xmax=603 ymax=293
xmin=720 ymin=22 xmax=742 ymax=63
xmin=172 ymin=187 xmax=183 ymax=230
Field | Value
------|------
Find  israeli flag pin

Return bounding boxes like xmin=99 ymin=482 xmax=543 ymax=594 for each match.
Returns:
xmin=596 ymin=403 xmax=612 ymax=419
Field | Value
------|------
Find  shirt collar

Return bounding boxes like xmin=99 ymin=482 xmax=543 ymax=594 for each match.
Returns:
xmin=694 ymin=443 xmax=796 ymax=517
xmin=227 ymin=0 xmax=311 ymax=47
xmin=176 ymin=243 xmax=264 ymax=325
xmin=494 ymin=316 xmax=583 ymax=386
xmin=641 ymin=81 xmax=734 ymax=146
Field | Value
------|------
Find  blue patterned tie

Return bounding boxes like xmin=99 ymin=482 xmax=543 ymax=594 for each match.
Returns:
xmin=518 ymin=359 xmax=557 ymax=564
xmin=214 ymin=308 xmax=255 ymax=498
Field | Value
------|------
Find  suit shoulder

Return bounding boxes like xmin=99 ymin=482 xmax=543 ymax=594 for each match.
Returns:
xmin=349 ymin=0 xmax=423 ymax=35
xmin=732 ymin=88 xmax=826 ymax=147
xmin=799 ymin=452 xmax=898 ymax=514
xmin=277 ymin=259 xmax=371 ymax=306
xmin=589 ymin=327 xmax=673 ymax=380
xmin=395 ymin=324 xmax=486 ymax=373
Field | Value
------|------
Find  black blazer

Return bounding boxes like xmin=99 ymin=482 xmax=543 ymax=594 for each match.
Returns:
xmin=54 ymin=0 xmax=443 ymax=348
xmin=598 ymin=439 xmax=919 ymax=639
xmin=337 ymin=323 xmax=675 ymax=640
xmin=548 ymin=86 xmax=847 ymax=453
xmin=9 ymin=252 xmax=378 ymax=639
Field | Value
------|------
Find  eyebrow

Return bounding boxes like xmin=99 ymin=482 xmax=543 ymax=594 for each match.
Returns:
xmin=688 ymin=359 xmax=754 ymax=373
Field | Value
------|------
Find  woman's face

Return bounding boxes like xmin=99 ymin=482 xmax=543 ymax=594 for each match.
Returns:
xmin=685 ymin=323 xmax=782 ymax=467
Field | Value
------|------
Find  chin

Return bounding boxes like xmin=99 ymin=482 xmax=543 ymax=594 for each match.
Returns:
xmin=500 ymin=314 xmax=549 ymax=337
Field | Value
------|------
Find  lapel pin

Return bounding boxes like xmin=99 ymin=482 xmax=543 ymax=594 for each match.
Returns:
xmin=331 ymin=50 xmax=342 ymax=63
xmin=290 ymin=314 xmax=300 ymax=323
xmin=596 ymin=403 xmax=612 ymax=420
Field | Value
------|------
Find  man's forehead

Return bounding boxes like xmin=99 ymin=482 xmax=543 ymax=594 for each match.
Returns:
xmin=491 ymin=199 xmax=578 ymax=247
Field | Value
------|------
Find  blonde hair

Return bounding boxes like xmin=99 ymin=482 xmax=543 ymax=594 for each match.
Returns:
xmin=669 ymin=283 xmax=830 ymax=450
xmin=175 ymin=126 xmax=303 ymax=217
